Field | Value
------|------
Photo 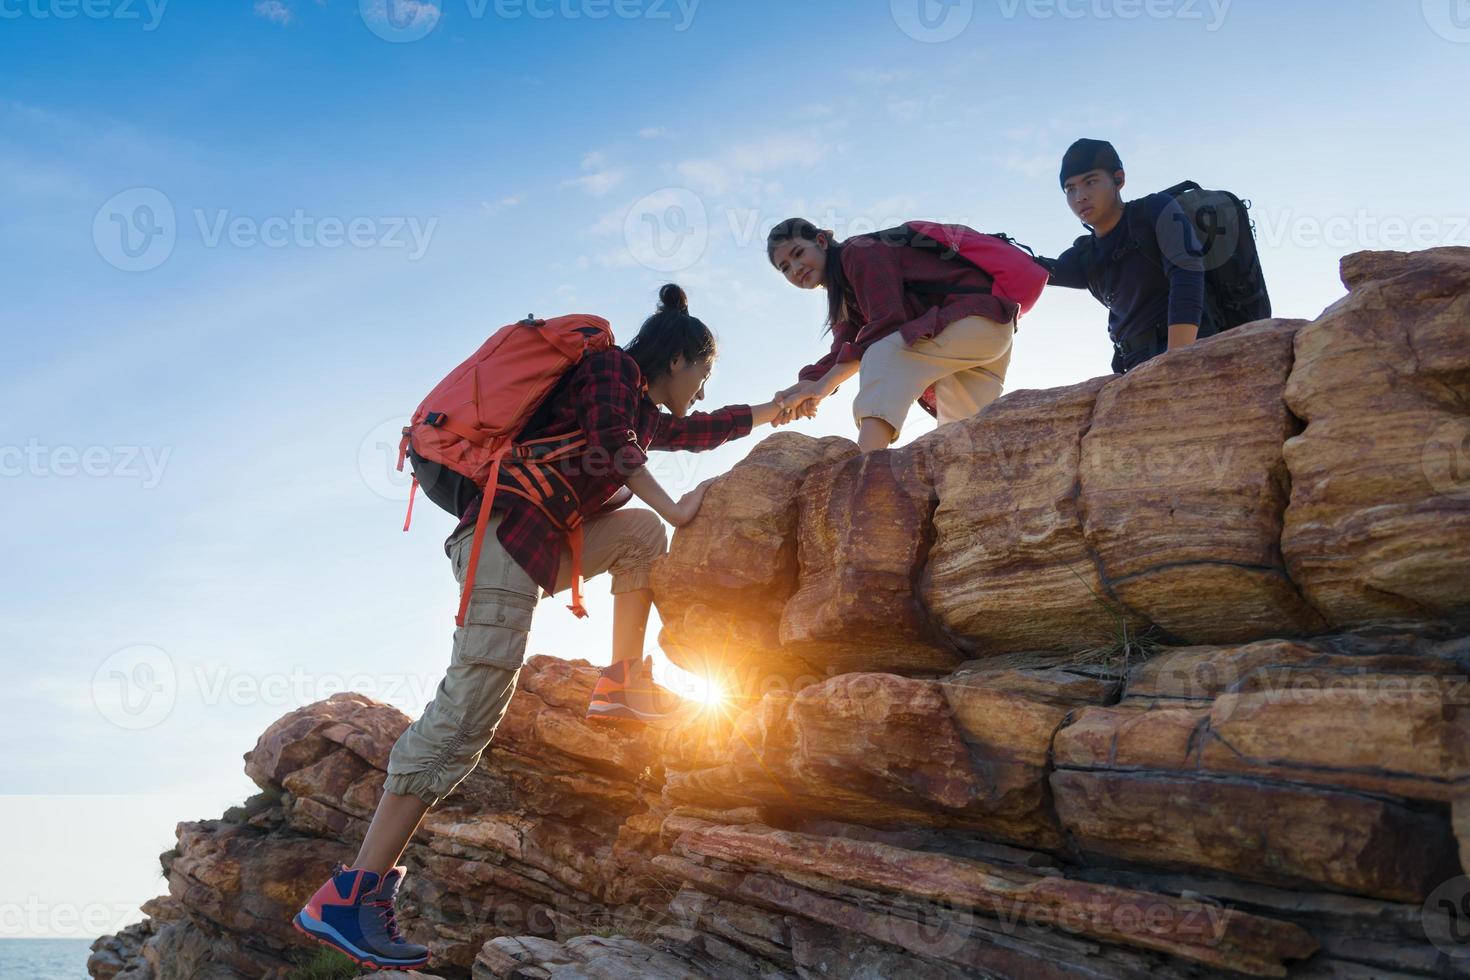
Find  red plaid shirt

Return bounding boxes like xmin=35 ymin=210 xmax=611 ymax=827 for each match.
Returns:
xmin=449 ymin=346 xmax=753 ymax=595
xmin=797 ymin=238 xmax=1018 ymax=417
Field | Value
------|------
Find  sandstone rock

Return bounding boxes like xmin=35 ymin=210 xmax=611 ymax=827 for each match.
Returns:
xmin=653 ymin=432 xmax=858 ymax=687
xmin=1116 ymin=635 xmax=1470 ymax=803
xmin=475 ymin=934 xmax=707 ymax=979
xmin=660 ymin=823 xmax=1317 ymax=976
xmin=245 ymin=691 xmax=409 ymax=796
xmin=1282 ymin=247 xmax=1470 ymax=626
xmin=1052 ymin=632 xmax=1467 ymax=902
xmin=922 ymin=377 xmax=1147 ymax=656
xmin=1124 ymin=631 xmax=1470 ymax=702
xmin=102 ymin=632 xmax=1470 ymax=979
xmin=87 ymin=920 xmax=156 ymax=980
xmin=167 ymin=819 xmax=353 ymax=946
xmin=1078 ymin=319 xmax=1327 ymax=643
xmin=779 ymin=444 xmax=959 ymax=676
xmin=665 ymin=671 xmax=1073 ymax=849
xmin=1050 ymin=768 xmax=1455 ymax=904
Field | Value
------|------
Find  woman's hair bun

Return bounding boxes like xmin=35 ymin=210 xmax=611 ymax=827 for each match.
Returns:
xmin=658 ymin=283 xmax=689 ymax=315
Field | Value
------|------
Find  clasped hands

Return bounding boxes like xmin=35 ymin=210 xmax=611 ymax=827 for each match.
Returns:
xmin=770 ymin=380 xmax=831 ymax=427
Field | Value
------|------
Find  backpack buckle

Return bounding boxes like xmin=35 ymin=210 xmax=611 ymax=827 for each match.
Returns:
xmin=425 ymin=411 xmax=448 ymax=427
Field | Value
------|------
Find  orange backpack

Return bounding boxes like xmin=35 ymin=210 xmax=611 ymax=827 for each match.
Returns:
xmin=395 ymin=314 xmax=615 ymax=626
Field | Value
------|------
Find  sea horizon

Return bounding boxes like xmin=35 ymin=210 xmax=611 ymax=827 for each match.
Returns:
xmin=0 ymin=937 xmax=101 ymax=979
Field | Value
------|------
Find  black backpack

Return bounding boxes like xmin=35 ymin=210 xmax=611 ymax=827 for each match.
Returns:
xmin=1087 ymin=181 xmax=1271 ymax=336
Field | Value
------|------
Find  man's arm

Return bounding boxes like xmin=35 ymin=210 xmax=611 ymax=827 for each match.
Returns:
xmin=1152 ymin=195 xmax=1206 ymax=350
xmin=1037 ymin=238 xmax=1092 ymax=290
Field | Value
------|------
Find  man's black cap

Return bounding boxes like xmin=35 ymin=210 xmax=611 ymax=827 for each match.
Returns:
xmin=1060 ymin=139 xmax=1124 ymax=189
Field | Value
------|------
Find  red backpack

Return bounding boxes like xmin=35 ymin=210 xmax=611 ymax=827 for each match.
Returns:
xmin=883 ymin=220 xmax=1050 ymax=316
xmin=395 ymin=314 xmax=615 ymax=626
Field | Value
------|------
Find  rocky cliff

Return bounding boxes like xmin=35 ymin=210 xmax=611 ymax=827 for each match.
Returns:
xmin=91 ymin=248 xmax=1470 ymax=979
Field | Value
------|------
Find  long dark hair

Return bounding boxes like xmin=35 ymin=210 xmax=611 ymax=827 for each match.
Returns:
xmin=623 ymin=283 xmax=717 ymax=383
xmin=767 ymin=217 xmax=851 ymax=335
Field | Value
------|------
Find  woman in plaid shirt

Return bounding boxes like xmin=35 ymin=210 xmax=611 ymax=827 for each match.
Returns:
xmin=294 ymin=284 xmax=791 ymax=971
xmin=767 ymin=217 xmax=1020 ymax=452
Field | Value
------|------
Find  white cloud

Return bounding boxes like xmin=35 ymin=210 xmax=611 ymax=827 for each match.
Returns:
xmin=561 ymin=152 xmax=625 ymax=196
xmin=992 ymin=150 xmax=1059 ymax=180
xmin=589 ymin=246 xmax=639 ymax=269
xmin=639 ymin=127 xmax=672 ymax=140
xmin=675 ymin=158 xmax=733 ymax=196
xmin=562 ymin=169 xmax=626 ymax=196
xmin=725 ymin=136 xmax=823 ymax=174
xmin=845 ymin=68 xmax=911 ymax=86
xmin=585 ymin=206 xmax=625 ymax=238
xmin=674 ymin=135 xmax=826 ymax=196
xmin=253 ymin=0 xmax=292 ymax=24
xmin=480 ymin=194 xmax=524 ymax=215
xmin=865 ymin=193 xmax=923 ymax=224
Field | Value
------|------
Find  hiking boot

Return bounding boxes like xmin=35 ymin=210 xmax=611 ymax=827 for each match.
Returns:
xmin=586 ymin=655 xmax=681 ymax=723
xmin=293 ymin=863 xmax=430 ymax=971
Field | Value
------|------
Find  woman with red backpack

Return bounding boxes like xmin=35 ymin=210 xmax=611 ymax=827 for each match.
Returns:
xmin=292 ymin=284 xmax=788 ymax=971
xmin=767 ymin=217 xmax=1045 ymax=452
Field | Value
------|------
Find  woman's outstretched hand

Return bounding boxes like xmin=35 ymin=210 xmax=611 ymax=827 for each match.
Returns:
xmin=752 ymin=393 xmax=814 ymax=428
xmin=772 ymin=380 xmax=827 ymax=426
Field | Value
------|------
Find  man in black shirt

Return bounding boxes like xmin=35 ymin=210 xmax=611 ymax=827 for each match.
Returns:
xmin=1039 ymin=140 xmax=1208 ymax=375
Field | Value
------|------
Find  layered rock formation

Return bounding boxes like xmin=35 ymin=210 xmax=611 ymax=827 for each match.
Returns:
xmin=92 ymin=249 xmax=1470 ymax=980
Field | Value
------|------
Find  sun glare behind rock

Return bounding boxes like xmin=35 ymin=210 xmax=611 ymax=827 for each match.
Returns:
xmin=660 ymin=661 xmax=727 ymax=707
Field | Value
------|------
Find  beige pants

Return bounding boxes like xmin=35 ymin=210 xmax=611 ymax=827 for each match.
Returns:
xmin=383 ymin=506 xmax=667 ymax=807
xmin=851 ymin=314 xmax=1016 ymax=443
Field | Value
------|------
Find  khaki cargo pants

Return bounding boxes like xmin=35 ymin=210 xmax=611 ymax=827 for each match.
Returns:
xmin=383 ymin=507 xmax=667 ymax=808
xmin=851 ymin=313 xmax=1017 ymax=443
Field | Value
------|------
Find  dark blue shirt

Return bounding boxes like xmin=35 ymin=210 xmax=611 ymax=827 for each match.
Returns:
xmin=1044 ymin=192 xmax=1206 ymax=352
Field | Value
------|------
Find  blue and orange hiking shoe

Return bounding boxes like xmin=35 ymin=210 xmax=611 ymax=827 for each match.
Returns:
xmin=586 ymin=655 xmax=681 ymax=724
xmin=292 ymin=863 xmax=430 ymax=971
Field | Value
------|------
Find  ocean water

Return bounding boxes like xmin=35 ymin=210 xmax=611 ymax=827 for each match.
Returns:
xmin=0 ymin=939 xmax=96 ymax=979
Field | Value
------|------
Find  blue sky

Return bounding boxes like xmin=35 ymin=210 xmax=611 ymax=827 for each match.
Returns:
xmin=2 ymin=0 xmax=1467 ymax=940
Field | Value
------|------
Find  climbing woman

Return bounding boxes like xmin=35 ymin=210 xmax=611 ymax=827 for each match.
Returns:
xmin=767 ymin=217 xmax=1044 ymax=452
xmin=292 ymin=284 xmax=789 ymax=971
